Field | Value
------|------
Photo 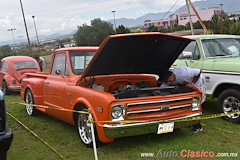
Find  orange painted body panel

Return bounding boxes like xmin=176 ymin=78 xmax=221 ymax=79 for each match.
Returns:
xmin=21 ymin=34 xmax=202 ymax=144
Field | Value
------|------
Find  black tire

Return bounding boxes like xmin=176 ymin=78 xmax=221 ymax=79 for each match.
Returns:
xmin=0 ymin=152 xmax=7 ymax=160
xmin=2 ymin=81 xmax=11 ymax=95
xmin=75 ymin=106 xmax=102 ymax=148
xmin=217 ymin=89 xmax=240 ymax=123
xmin=25 ymin=89 xmax=39 ymax=116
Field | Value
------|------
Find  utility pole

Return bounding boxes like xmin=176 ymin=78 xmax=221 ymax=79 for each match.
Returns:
xmin=7 ymin=28 xmax=17 ymax=55
xmin=18 ymin=35 xmax=23 ymax=43
xmin=32 ymin=16 xmax=41 ymax=54
xmin=112 ymin=11 xmax=117 ymax=34
xmin=187 ymin=0 xmax=208 ymax=34
xmin=219 ymin=4 xmax=223 ymax=34
xmin=185 ymin=0 xmax=194 ymax=35
xmin=20 ymin=0 xmax=33 ymax=57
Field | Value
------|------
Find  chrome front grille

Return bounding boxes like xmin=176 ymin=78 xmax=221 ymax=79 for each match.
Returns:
xmin=126 ymin=97 xmax=193 ymax=120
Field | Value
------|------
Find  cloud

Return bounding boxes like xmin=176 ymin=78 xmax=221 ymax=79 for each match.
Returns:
xmin=137 ymin=0 xmax=186 ymax=12
xmin=0 ymin=0 xmax=193 ymax=43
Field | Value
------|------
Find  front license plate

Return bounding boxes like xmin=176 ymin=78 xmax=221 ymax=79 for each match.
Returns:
xmin=157 ymin=122 xmax=174 ymax=134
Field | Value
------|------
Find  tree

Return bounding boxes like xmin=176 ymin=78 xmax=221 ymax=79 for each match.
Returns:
xmin=222 ymin=12 xmax=233 ymax=34
xmin=210 ymin=14 xmax=219 ymax=33
xmin=56 ymin=40 xmax=64 ymax=48
xmin=116 ymin=25 xmax=130 ymax=34
xmin=0 ymin=45 xmax=13 ymax=58
xmin=130 ymin=28 xmax=143 ymax=33
xmin=172 ymin=24 xmax=186 ymax=32
xmin=229 ymin=21 xmax=240 ymax=35
xmin=74 ymin=18 xmax=115 ymax=46
xmin=147 ymin=26 xmax=158 ymax=32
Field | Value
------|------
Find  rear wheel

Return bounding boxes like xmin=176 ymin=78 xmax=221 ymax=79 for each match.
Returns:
xmin=76 ymin=107 xmax=101 ymax=148
xmin=2 ymin=81 xmax=11 ymax=95
xmin=25 ymin=89 xmax=39 ymax=116
xmin=217 ymin=89 xmax=240 ymax=123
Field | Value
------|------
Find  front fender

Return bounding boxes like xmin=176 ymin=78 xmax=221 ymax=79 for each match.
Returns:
xmin=70 ymin=88 xmax=116 ymax=143
xmin=3 ymin=75 xmax=15 ymax=86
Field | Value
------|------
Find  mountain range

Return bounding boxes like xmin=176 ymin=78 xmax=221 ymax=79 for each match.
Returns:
xmin=1 ymin=0 xmax=240 ymax=46
xmin=108 ymin=0 xmax=240 ymax=28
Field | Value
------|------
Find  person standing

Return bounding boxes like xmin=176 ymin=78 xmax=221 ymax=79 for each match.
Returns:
xmin=34 ymin=54 xmax=44 ymax=71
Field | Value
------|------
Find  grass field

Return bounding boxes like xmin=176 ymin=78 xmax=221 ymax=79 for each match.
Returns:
xmin=5 ymin=94 xmax=240 ymax=160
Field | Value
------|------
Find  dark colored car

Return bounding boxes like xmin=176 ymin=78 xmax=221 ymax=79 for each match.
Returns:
xmin=0 ymin=56 xmax=40 ymax=95
xmin=0 ymin=90 xmax=13 ymax=159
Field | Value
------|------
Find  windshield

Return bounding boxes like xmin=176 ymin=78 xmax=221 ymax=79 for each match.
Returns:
xmin=201 ymin=38 xmax=240 ymax=58
xmin=14 ymin=61 xmax=37 ymax=69
xmin=69 ymin=51 xmax=96 ymax=75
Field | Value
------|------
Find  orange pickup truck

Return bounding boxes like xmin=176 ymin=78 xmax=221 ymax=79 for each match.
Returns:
xmin=21 ymin=33 xmax=203 ymax=147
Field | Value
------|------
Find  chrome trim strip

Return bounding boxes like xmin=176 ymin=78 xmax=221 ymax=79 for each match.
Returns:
xmin=103 ymin=113 xmax=202 ymax=128
xmin=127 ymin=108 xmax=162 ymax=114
xmin=202 ymin=70 xmax=240 ymax=76
xmin=127 ymin=104 xmax=191 ymax=114
xmin=169 ymin=112 xmax=202 ymax=120
xmin=127 ymin=97 xmax=192 ymax=106
xmin=8 ymin=86 xmax=21 ymax=90
xmin=127 ymin=109 xmax=192 ymax=119
xmin=168 ymin=104 xmax=191 ymax=109
xmin=127 ymin=105 xmax=164 ymax=111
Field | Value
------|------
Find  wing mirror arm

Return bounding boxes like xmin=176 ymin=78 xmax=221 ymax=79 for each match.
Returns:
xmin=55 ymin=70 xmax=65 ymax=78
xmin=182 ymin=51 xmax=194 ymax=67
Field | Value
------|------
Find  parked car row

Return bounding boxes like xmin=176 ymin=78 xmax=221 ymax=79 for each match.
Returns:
xmin=1 ymin=33 xmax=240 ymax=151
xmin=20 ymin=33 xmax=203 ymax=147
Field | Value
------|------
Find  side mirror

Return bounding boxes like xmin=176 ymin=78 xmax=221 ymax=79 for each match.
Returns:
xmin=182 ymin=51 xmax=193 ymax=59
xmin=55 ymin=70 xmax=62 ymax=75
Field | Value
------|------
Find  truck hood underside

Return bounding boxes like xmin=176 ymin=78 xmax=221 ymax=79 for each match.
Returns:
xmin=80 ymin=33 xmax=193 ymax=81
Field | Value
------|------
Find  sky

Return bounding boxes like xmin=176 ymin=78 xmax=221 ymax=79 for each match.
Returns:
xmin=0 ymin=0 xmax=198 ymax=44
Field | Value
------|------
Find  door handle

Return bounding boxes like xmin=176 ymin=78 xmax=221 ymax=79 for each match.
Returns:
xmin=172 ymin=64 xmax=177 ymax=66
xmin=44 ymin=81 xmax=49 ymax=84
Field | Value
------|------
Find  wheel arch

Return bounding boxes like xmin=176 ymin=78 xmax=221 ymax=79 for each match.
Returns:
xmin=72 ymin=101 xmax=114 ymax=143
xmin=212 ymin=83 xmax=240 ymax=99
xmin=23 ymin=87 xmax=34 ymax=101
xmin=73 ymin=103 xmax=88 ymax=125
xmin=2 ymin=75 xmax=14 ymax=85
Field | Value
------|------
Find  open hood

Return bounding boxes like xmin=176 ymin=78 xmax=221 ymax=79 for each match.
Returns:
xmin=80 ymin=33 xmax=194 ymax=80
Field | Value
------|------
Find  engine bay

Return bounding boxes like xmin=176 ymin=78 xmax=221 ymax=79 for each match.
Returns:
xmin=112 ymin=83 xmax=195 ymax=99
xmin=88 ymin=74 xmax=195 ymax=99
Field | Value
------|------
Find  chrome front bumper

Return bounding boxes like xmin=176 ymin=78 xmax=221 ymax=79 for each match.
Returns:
xmin=8 ymin=86 xmax=21 ymax=91
xmin=103 ymin=113 xmax=202 ymax=138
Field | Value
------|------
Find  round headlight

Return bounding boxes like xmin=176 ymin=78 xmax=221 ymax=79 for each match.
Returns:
xmin=111 ymin=105 xmax=123 ymax=119
xmin=192 ymin=97 xmax=200 ymax=110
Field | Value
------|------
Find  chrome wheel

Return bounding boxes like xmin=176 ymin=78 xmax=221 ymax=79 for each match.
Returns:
xmin=218 ymin=89 xmax=240 ymax=123
xmin=222 ymin=96 xmax=240 ymax=119
xmin=77 ymin=109 xmax=92 ymax=145
xmin=25 ymin=90 xmax=36 ymax=116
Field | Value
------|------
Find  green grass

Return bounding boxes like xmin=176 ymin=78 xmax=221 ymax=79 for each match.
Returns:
xmin=6 ymin=95 xmax=240 ymax=160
